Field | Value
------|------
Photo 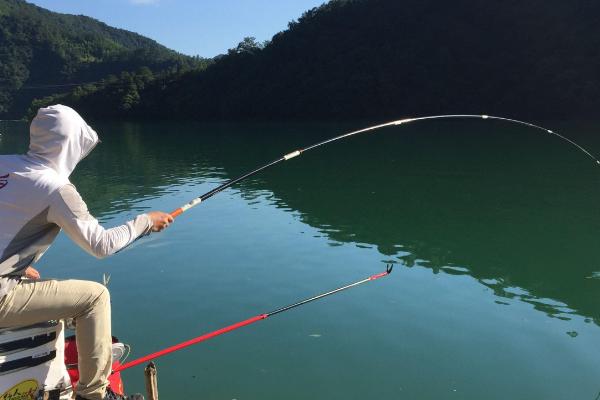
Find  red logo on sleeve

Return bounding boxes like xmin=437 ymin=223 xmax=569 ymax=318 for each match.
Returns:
xmin=0 ymin=174 xmax=8 ymax=190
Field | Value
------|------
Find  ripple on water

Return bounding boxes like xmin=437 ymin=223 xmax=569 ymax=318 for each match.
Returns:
xmin=586 ymin=271 xmax=600 ymax=280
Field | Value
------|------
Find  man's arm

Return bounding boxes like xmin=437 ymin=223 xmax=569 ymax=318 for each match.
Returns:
xmin=47 ymin=184 xmax=173 ymax=259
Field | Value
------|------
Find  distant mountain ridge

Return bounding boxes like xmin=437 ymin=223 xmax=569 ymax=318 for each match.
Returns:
xmin=14 ymin=0 xmax=600 ymax=120
xmin=0 ymin=0 xmax=203 ymax=118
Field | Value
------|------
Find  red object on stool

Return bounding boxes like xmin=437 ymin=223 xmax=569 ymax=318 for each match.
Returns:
xmin=64 ymin=335 xmax=125 ymax=396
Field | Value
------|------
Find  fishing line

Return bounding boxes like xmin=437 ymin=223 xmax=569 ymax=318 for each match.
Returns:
xmin=168 ymin=114 xmax=599 ymax=219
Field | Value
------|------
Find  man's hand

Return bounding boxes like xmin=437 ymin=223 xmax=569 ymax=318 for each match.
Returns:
xmin=148 ymin=211 xmax=174 ymax=232
xmin=24 ymin=266 xmax=40 ymax=280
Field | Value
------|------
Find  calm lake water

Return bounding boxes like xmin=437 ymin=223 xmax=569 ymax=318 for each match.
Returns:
xmin=1 ymin=118 xmax=599 ymax=399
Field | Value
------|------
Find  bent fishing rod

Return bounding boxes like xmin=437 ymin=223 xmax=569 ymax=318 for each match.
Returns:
xmin=168 ymin=114 xmax=600 ymax=219
xmin=112 ymin=264 xmax=393 ymax=373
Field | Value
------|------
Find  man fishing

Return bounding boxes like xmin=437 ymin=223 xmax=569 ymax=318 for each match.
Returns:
xmin=0 ymin=105 xmax=173 ymax=400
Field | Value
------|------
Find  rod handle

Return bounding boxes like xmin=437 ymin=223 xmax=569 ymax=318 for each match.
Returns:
xmin=170 ymin=198 xmax=202 ymax=218
xmin=170 ymin=208 xmax=184 ymax=218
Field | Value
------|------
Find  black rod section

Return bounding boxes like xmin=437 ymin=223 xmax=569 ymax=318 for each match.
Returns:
xmin=266 ymin=278 xmax=371 ymax=317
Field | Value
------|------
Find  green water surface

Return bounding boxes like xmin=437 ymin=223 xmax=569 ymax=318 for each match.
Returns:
xmin=1 ymin=118 xmax=599 ymax=399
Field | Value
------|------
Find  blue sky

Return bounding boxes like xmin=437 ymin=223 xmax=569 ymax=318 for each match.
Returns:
xmin=28 ymin=0 xmax=326 ymax=57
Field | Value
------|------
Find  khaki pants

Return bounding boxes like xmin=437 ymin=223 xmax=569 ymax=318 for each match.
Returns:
xmin=0 ymin=279 xmax=111 ymax=400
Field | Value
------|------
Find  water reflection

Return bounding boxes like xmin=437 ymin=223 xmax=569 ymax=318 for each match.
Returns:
xmin=198 ymin=120 xmax=600 ymax=326
xmin=2 ymin=119 xmax=599 ymax=328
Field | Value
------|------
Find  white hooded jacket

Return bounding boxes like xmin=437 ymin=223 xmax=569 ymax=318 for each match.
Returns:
xmin=0 ymin=105 xmax=152 ymax=298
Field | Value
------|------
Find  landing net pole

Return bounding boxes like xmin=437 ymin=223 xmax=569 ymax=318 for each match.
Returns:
xmin=112 ymin=265 xmax=393 ymax=373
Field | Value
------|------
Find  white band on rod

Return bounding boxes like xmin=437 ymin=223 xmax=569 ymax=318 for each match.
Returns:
xmin=284 ymin=150 xmax=301 ymax=160
xmin=181 ymin=198 xmax=202 ymax=211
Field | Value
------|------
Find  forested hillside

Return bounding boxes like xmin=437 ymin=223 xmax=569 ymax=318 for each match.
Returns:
xmin=0 ymin=0 xmax=205 ymax=118
xmin=20 ymin=0 xmax=600 ymax=120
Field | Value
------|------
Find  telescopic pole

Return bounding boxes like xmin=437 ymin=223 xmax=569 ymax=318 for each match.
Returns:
xmin=112 ymin=264 xmax=393 ymax=373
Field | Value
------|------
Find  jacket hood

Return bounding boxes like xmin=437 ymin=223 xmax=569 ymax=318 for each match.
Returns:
xmin=27 ymin=105 xmax=99 ymax=178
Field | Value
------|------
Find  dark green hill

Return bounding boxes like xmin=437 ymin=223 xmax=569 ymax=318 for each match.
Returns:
xmin=30 ymin=0 xmax=600 ymax=120
xmin=0 ymin=0 xmax=204 ymax=118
